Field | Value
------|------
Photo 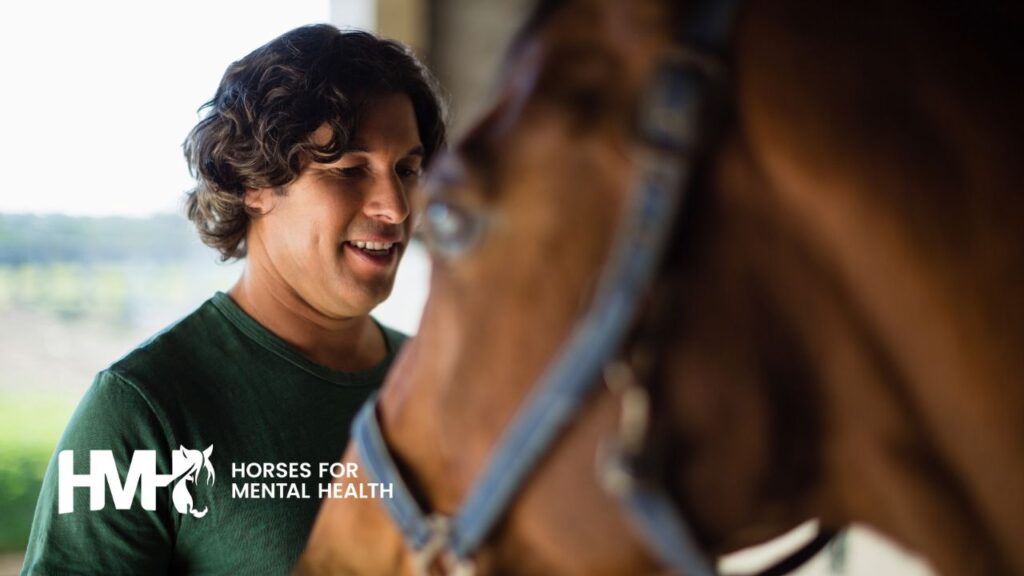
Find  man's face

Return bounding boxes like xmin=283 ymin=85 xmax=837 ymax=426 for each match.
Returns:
xmin=246 ymin=93 xmax=424 ymax=318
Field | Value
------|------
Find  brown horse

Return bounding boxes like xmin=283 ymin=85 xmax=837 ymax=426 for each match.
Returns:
xmin=297 ymin=0 xmax=1024 ymax=574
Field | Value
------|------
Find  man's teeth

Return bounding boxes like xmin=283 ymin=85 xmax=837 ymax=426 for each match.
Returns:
xmin=349 ymin=241 xmax=394 ymax=251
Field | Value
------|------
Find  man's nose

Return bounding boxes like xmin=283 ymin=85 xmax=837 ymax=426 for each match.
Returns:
xmin=363 ymin=171 xmax=410 ymax=224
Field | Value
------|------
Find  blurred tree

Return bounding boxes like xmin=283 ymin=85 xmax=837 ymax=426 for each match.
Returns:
xmin=0 ymin=214 xmax=207 ymax=264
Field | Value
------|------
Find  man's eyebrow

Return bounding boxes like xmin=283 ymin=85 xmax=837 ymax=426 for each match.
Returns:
xmin=341 ymin=144 xmax=425 ymax=157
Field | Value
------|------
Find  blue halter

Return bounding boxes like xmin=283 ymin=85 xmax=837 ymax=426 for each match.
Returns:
xmin=350 ymin=1 xmax=828 ymax=574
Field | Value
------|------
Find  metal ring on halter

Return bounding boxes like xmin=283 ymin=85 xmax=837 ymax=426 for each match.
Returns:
xmin=411 ymin=515 xmax=452 ymax=576
xmin=603 ymin=360 xmax=651 ymax=455
xmin=597 ymin=360 xmax=650 ymax=498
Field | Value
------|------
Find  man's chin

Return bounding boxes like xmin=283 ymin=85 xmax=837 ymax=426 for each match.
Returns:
xmin=327 ymin=278 xmax=394 ymax=316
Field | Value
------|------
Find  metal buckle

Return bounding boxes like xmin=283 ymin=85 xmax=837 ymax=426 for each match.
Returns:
xmin=598 ymin=360 xmax=652 ymax=497
xmin=413 ymin=515 xmax=477 ymax=576
xmin=640 ymin=47 xmax=725 ymax=151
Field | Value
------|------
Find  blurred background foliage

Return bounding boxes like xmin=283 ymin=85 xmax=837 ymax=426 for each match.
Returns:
xmin=0 ymin=214 xmax=202 ymax=265
xmin=0 ymin=213 xmax=241 ymax=552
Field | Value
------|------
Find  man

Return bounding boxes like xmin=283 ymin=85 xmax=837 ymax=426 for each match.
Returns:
xmin=22 ymin=24 xmax=445 ymax=575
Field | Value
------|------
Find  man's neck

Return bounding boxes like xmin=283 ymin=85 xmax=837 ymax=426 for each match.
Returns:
xmin=228 ymin=264 xmax=387 ymax=373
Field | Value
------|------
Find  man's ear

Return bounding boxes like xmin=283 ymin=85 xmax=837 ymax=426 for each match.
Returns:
xmin=244 ymin=188 xmax=277 ymax=215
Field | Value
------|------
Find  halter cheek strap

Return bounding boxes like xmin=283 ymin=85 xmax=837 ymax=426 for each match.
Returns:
xmin=353 ymin=403 xmax=439 ymax=552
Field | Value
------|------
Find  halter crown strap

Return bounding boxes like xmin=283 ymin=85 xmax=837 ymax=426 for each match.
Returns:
xmin=352 ymin=0 xmax=744 ymax=573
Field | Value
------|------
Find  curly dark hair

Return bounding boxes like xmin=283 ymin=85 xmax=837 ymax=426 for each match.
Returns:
xmin=183 ymin=25 xmax=447 ymax=260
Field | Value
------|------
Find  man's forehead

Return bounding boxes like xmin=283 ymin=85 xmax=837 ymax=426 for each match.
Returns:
xmin=309 ymin=95 xmax=422 ymax=154
xmin=305 ymin=124 xmax=407 ymax=149
xmin=306 ymin=122 xmax=424 ymax=165
xmin=310 ymin=124 xmax=335 ymax=147
xmin=345 ymin=142 xmax=426 ymax=157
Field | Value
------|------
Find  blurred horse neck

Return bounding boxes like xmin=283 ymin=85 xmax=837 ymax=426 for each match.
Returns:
xmin=667 ymin=0 xmax=1024 ymax=570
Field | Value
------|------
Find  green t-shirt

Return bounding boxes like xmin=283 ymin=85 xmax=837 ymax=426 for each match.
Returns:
xmin=21 ymin=292 xmax=406 ymax=576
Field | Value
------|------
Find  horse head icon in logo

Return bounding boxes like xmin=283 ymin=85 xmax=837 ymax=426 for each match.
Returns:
xmin=171 ymin=445 xmax=215 ymax=518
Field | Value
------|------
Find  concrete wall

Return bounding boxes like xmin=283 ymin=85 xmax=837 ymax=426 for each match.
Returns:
xmin=364 ymin=0 xmax=532 ymax=137
xmin=377 ymin=0 xmax=428 ymax=57
xmin=427 ymin=0 xmax=533 ymax=136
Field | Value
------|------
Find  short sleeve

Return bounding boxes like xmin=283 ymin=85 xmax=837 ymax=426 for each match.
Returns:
xmin=21 ymin=370 xmax=176 ymax=576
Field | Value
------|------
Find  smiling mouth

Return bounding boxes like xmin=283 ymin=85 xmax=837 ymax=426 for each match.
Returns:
xmin=344 ymin=240 xmax=399 ymax=258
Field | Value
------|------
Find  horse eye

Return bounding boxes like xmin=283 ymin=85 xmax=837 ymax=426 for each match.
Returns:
xmin=424 ymin=201 xmax=483 ymax=257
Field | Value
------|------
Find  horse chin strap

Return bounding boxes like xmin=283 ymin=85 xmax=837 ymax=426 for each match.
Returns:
xmin=352 ymin=0 xmax=835 ymax=574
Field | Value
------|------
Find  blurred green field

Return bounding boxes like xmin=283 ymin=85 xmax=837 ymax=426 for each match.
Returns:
xmin=0 ymin=261 xmax=239 ymax=329
xmin=0 ymin=214 xmax=235 ymax=554
xmin=0 ymin=257 xmax=241 ymax=553
xmin=0 ymin=394 xmax=76 ymax=552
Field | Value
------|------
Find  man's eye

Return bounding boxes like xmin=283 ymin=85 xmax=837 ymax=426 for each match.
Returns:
xmin=333 ymin=166 xmax=365 ymax=178
xmin=397 ymin=166 xmax=422 ymax=179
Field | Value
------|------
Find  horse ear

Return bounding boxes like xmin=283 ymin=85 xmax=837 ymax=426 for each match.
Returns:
xmin=178 ymin=445 xmax=186 ymax=453
xmin=204 ymin=445 xmax=213 ymax=458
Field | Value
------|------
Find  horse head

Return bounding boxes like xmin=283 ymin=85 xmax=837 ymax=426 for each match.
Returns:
xmin=300 ymin=0 xmax=1024 ymax=574
xmin=173 ymin=445 xmax=215 ymax=519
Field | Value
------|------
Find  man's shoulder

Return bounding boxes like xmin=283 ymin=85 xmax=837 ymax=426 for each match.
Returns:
xmin=108 ymin=294 xmax=232 ymax=387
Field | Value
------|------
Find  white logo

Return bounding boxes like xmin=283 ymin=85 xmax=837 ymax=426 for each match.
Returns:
xmin=58 ymin=445 xmax=215 ymax=518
